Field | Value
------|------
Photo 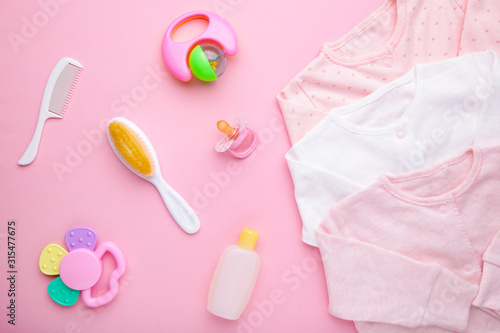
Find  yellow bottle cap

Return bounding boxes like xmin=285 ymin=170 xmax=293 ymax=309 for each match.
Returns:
xmin=237 ymin=228 xmax=259 ymax=251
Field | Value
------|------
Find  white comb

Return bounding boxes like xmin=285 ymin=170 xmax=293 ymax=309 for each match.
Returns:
xmin=18 ymin=57 xmax=82 ymax=166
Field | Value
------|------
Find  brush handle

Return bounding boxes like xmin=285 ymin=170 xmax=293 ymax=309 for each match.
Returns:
xmin=18 ymin=110 xmax=61 ymax=166
xmin=153 ymin=177 xmax=200 ymax=234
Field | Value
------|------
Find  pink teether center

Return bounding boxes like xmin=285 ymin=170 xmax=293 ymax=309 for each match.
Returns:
xmin=59 ymin=249 xmax=102 ymax=291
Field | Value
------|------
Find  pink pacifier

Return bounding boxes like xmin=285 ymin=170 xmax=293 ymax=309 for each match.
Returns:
xmin=39 ymin=227 xmax=126 ymax=308
xmin=215 ymin=114 xmax=259 ymax=158
xmin=161 ymin=10 xmax=237 ymax=82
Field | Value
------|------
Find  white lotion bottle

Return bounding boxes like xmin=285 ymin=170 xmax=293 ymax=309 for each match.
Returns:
xmin=207 ymin=228 xmax=260 ymax=320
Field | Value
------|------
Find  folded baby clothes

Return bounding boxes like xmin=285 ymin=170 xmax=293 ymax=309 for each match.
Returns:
xmin=287 ymin=51 xmax=500 ymax=246
xmin=316 ymin=146 xmax=500 ymax=332
xmin=278 ymin=0 xmax=468 ymax=145
xmin=460 ymin=0 xmax=500 ymax=56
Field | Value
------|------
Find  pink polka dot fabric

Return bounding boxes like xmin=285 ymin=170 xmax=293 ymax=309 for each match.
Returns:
xmin=278 ymin=0 xmax=499 ymax=146
xmin=460 ymin=0 xmax=500 ymax=55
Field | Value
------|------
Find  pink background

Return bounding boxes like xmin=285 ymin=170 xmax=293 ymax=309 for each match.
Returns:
xmin=0 ymin=0 xmax=381 ymax=332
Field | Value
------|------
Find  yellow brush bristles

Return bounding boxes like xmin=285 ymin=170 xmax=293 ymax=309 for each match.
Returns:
xmin=108 ymin=121 xmax=155 ymax=177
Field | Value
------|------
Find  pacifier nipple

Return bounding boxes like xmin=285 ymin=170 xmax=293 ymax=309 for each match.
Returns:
xmin=217 ymin=120 xmax=236 ymax=137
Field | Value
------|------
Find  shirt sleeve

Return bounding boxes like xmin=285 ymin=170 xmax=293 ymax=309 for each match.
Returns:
xmin=472 ymin=230 xmax=500 ymax=318
xmin=316 ymin=208 xmax=479 ymax=332
xmin=459 ymin=0 xmax=500 ymax=55
xmin=286 ymin=146 xmax=362 ymax=247
xmin=453 ymin=0 xmax=468 ymax=13
xmin=277 ymin=79 xmax=329 ymax=145
xmin=469 ymin=52 xmax=500 ymax=147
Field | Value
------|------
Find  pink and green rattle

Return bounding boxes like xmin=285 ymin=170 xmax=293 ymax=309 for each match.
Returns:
xmin=162 ymin=10 xmax=237 ymax=81
xmin=39 ymin=227 xmax=126 ymax=307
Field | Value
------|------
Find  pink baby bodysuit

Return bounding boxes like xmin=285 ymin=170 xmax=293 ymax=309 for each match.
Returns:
xmin=460 ymin=0 xmax=500 ymax=56
xmin=278 ymin=0 xmax=468 ymax=145
xmin=316 ymin=146 xmax=500 ymax=332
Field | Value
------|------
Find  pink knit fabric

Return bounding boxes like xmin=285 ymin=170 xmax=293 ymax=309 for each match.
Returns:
xmin=278 ymin=0 xmax=468 ymax=145
xmin=460 ymin=0 xmax=500 ymax=56
xmin=316 ymin=146 xmax=500 ymax=332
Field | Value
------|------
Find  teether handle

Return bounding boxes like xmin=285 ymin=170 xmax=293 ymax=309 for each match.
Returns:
xmin=81 ymin=242 xmax=126 ymax=308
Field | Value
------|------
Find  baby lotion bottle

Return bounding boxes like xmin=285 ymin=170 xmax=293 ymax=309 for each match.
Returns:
xmin=207 ymin=228 xmax=260 ymax=320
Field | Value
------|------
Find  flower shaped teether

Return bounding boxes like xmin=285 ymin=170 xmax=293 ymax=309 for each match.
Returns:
xmin=39 ymin=227 xmax=126 ymax=308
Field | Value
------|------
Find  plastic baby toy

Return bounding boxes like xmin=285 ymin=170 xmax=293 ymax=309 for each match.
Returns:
xmin=162 ymin=10 xmax=237 ymax=82
xmin=39 ymin=227 xmax=126 ymax=308
xmin=215 ymin=114 xmax=259 ymax=158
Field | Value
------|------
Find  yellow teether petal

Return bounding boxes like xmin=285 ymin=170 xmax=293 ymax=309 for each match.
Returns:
xmin=39 ymin=244 xmax=67 ymax=275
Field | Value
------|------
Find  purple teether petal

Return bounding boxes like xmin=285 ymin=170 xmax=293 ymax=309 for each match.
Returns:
xmin=65 ymin=227 xmax=97 ymax=251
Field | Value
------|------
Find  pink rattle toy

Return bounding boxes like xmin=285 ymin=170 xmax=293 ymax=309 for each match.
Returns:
xmin=215 ymin=114 xmax=259 ymax=158
xmin=161 ymin=10 xmax=237 ymax=82
xmin=39 ymin=227 xmax=126 ymax=308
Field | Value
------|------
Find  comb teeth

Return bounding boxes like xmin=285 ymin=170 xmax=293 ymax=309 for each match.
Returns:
xmin=48 ymin=63 xmax=82 ymax=116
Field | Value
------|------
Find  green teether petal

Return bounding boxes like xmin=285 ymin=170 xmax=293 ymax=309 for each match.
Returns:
xmin=188 ymin=45 xmax=217 ymax=81
xmin=48 ymin=277 xmax=79 ymax=306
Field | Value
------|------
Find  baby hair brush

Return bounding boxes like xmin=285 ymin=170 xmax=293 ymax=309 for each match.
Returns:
xmin=106 ymin=117 xmax=200 ymax=234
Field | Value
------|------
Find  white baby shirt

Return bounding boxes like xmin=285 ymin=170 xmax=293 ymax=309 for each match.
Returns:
xmin=287 ymin=51 xmax=500 ymax=246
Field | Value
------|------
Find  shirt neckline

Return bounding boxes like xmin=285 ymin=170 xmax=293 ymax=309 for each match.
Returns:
xmin=321 ymin=0 xmax=407 ymax=66
xmin=327 ymin=63 xmax=423 ymax=135
xmin=379 ymin=146 xmax=483 ymax=205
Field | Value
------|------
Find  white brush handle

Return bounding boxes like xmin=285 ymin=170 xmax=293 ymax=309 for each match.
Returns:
xmin=153 ymin=177 xmax=200 ymax=234
xmin=18 ymin=110 xmax=61 ymax=166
